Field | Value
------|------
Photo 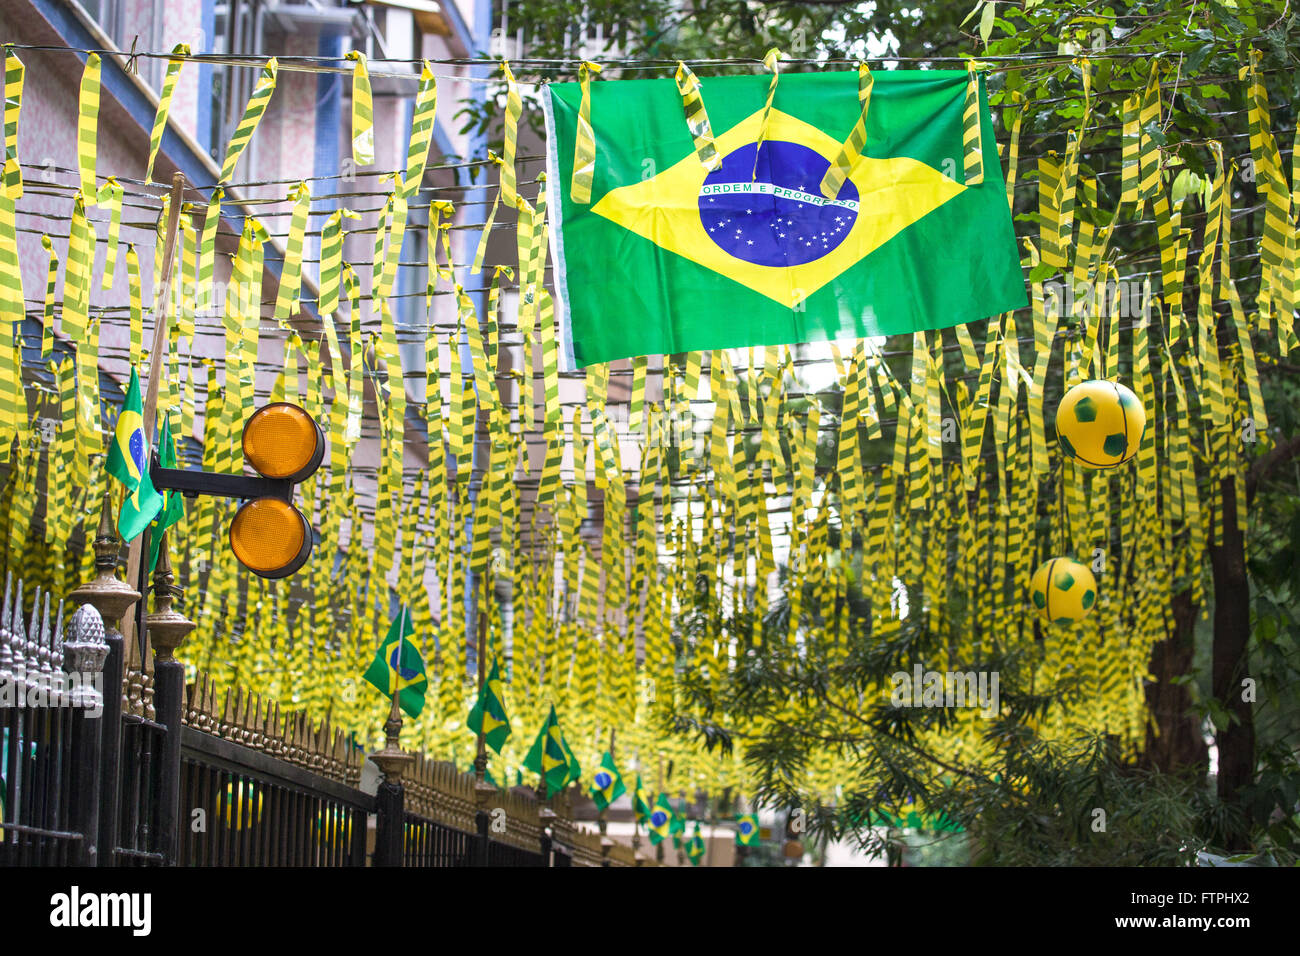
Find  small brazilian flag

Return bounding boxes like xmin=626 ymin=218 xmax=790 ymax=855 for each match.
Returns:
xmin=686 ymin=823 xmax=706 ymax=866
xmin=523 ymin=705 xmax=579 ymax=798
xmin=632 ymin=774 xmax=653 ymax=824
xmin=467 ymin=657 xmax=512 ymax=753
xmin=735 ymin=812 xmax=760 ymax=846
xmin=106 ymin=368 xmax=163 ymax=542
xmin=670 ymin=798 xmax=686 ymax=848
xmin=147 ymin=413 xmax=185 ymax=572
xmin=588 ymin=751 xmax=625 ymax=813
xmin=361 ymin=607 xmax=428 ymax=718
xmin=647 ymin=793 xmax=673 ymax=845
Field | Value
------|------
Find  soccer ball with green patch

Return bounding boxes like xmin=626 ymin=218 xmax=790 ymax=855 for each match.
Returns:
xmin=1029 ymin=557 xmax=1098 ymax=624
xmin=1054 ymin=379 xmax=1146 ymax=469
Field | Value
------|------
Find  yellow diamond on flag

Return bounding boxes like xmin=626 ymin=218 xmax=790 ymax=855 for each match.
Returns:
xmin=591 ymin=108 xmax=965 ymax=308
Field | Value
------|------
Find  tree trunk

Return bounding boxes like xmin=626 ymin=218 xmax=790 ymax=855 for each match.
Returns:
xmin=1209 ymin=475 xmax=1254 ymax=850
xmin=1140 ymin=588 xmax=1208 ymax=776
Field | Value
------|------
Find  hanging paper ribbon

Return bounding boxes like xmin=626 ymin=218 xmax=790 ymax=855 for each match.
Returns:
xmin=401 ymin=62 xmax=438 ymax=200
xmin=962 ymin=61 xmax=985 ymax=186
xmin=1003 ymin=93 xmax=1024 ymax=214
xmin=472 ymin=151 xmax=505 ymax=275
xmin=820 ymin=61 xmax=872 ymax=199
xmin=499 ymin=60 xmax=523 ymax=208
xmin=3 ymin=47 xmax=24 ymax=201
xmin=78 ymin=53 xmax=101 ymax=203
xmin=220 ymin=58 xmax=278 ymax=183
xmin=273 ymin=182 xmax=312 ymax=322
xmin=318 ymin=207 xmax=359 ymax=315
xmin=752 ymin=48 xmax=782 ymax=182
xmin=96 ymin=177 xmax=124 ymax=290
xmin=196 ymin=187 xmax=222 ymax=313
xmin=39 ymin=234 xmax=57 ymax=360
xmin=345 ymin=50 xmax=374 ymax=167
xmin=571 ymin=60 xmax=603 ymax=204
xmin=126 ymin=244 xmax=143 ymax=366
xmin=674 ymin=62 xmax=722 ymax=173
xmin=144 ymin=44 xmax=189 ymax=182
xmin=1137 ymin=64 xmax=1162 ymax=202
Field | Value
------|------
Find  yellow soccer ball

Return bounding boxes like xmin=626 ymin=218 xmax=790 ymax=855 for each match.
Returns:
xmin=1054 ymin=379 xmax=1146 ymax=469
xmin=1029 ymin=558 xmax=1097 ymax=624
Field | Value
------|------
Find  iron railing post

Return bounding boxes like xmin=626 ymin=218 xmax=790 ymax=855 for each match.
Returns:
xmin=69 ymin=494 xmax=141 ymax=867
xmin=369 ymin=693 xmax=411 ymax=866
xmin=62 ymin=603 xmax=110 ymax=866
xmin=145 ymin=535 xmax=196 ymax=865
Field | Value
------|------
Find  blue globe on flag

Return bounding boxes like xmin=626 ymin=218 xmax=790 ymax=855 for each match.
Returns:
xmin=651 ymin=809 xmax=668 ymax=828
xmin=389 ymin=646 xmax=421 ymax=681
xmin=698 ymin=140 xmax=859 ymax=268
xmin=594 ymin=770 xmax=613 ymax=791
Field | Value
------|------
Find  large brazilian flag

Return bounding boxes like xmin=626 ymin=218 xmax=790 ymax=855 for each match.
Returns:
xmin=544 ymin=68 xmax=1025 ymax=369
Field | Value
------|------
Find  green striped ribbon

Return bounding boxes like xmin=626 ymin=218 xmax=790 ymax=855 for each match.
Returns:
xmin=500 ymin=61 xmax=523 ymax=208
xmin=674 ymin=62 xmax=722 ymax=173
xmin=378 ymin=192 xmax=409 ymax=302
xmin=345 ymin=50 xmax=374 ymax=167
xmin=3 ymin=48 xmax=24 ymax=201
xmin=1003 ymin=95 xmax=1024 ymax=214
xmin=126 ymin=244 xmax=143 ymax=366
xmin=317 ymin=207 xmax=358 ymax=315
xmin=273 ymin=182 xmax=312 ymax=322
xmin=40 ymin=235 xmax=57 ymax=360
xmin=220 ymin=58 xmax=277 ymax=183
xmin=1137 ymin=66 xmax=1162 ymax=202
xmin=177 ymin=208 xmax=197 ymax=344
xmin=96 ymin=177 xmax=124 ymax=290
xmin=0 ymin=169 xmax=22 ymax=449
xmin=751 ymin=49 xmax=782 ymax=182
xmin=78 ymin=53 xmax=101 ymax=203
xmin=144 ymin=44 xmax=189 ymax=182
xmin=962 ymin=62 xmax=985 ymax=186
xmin=472 ymin=152 xmax=505 ymax=274
xmin=630 ymin=355 xmax=647 ymax=435
xmin=401 ymin=63 xmax=438 ymax=200
xmin=196 ymin=187 xmax=222 ymax=313
xmin=1120 ymin=93 xmax=1140 ymax=208
xmin=571 ymin=60 xmax=602 ymax=204
xmin=371 ymin=186 xmax=393 ymax=298
xmin=1216 ymin=149 xmax=1268 ymax=438
xmin=820 ymin=62 xmax=872 ymax=199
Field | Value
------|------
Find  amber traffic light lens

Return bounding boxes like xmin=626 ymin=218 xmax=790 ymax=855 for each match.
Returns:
xmin=242 ymin=403 xmax=324 ymax=482
xmin=229 ymin=497 xmax=311 ymax=578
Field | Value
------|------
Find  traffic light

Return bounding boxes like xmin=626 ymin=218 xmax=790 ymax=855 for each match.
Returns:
xmin=152 ymin=402 xmax=325 ymax=579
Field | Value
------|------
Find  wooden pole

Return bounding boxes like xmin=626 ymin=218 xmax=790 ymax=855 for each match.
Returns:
xmin=121 ymin=172 xmax=186 ymax=666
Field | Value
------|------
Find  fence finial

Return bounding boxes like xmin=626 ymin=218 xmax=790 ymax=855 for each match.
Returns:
xmin=69 ymin=492 xmax=141 ymax=629
xmin=145 ymin=534 xmax=195 ymax=664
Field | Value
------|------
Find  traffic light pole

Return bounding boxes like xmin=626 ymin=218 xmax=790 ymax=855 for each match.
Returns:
xmin=150 ymin=462 xmax=294 ymax=503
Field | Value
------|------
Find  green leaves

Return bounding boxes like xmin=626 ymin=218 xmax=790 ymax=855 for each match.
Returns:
xmin=980 ymin=1 xmax=999 ymax=46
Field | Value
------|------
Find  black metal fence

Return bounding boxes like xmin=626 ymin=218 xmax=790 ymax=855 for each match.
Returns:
xmin=0 ymin=570 xmax=598 ymax=868
xmin=178 ymin=727 xmax=372 ymax=866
